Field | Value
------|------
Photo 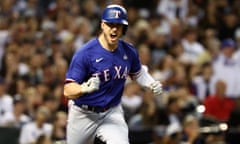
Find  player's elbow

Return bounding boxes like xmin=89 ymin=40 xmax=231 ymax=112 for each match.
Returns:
xmin=63 ymin=83 xmax=82 ymax=99
xmin=63 ymin=88 xmax=71 ymax=99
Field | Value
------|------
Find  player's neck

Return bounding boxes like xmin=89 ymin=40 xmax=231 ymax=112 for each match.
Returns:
xmin=98 ymin=34 xmax=118 ymax=52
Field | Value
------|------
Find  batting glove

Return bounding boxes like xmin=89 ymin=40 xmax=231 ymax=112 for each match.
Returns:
xmin=81 ymin=76 xmax=100 ymax=94
xmin=150 ymin=81 xmax=162 ymax=96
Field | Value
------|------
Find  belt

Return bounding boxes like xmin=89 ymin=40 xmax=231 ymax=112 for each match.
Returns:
xmin=79 ymin=104 xmax=110 ymax=113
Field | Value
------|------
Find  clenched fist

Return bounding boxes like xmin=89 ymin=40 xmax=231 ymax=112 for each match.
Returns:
xmin=150 ymin=81 xmax=162 ymax=96
xmin=81 ymin=77 xmax=100 ymax=94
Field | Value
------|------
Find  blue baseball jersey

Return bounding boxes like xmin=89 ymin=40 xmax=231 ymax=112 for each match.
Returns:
xmin=65 ymin=38 xmax=141 ymax=107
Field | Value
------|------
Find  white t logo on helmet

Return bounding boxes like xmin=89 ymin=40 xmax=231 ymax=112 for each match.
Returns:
xmin=114 ymin=10 xmax=121 ymax=18
xmin=109 ymin=10 xmax=121 ymax=19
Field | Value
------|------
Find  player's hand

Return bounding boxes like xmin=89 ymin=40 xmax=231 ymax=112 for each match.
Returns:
xmin=80 ymin=76 xmax=100 ymax=94
xmin=150 ymin=81 xmax=162 ymax=96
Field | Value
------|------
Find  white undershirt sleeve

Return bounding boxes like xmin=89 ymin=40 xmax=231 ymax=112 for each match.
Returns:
xmin=134 ymin=65 xmax=155 ymax=88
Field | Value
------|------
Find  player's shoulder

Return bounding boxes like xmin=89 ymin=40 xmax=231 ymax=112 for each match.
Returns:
xmin=76 ymin=38 xmax=98 ymax=52
xmin=119 ymin=39 xmax=137 ymax=53
xmin=119 ymin=39 xmax=135 ymax=48
xmin=73 ymin=38 xmax=98 ymax=58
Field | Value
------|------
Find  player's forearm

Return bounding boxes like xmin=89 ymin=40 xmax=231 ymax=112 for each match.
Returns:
xmin=134 ymin=66 xmax=155 ymax=88
xmin=64 ymin=82 xmax=83 ymax=99
xmin=64 ymin=77 xmax=100 ymax=99
xmin=134 ymin=66 xmax=162 ymax=96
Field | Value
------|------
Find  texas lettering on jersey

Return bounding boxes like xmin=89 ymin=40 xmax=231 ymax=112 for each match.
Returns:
xmin=92 ymin=65 xmax=129 ymax=82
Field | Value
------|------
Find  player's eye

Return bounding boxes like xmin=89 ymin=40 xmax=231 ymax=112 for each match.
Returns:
xmin=105 ymin=23 xmax=121 ymax=28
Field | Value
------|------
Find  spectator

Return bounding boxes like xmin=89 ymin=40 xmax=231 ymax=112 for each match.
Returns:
xmin=51 ymin=111 xmax=67 ymax=141
xmin=192 ymin=62 xmax=214 ymax=101
xmin=181 ymin=27 xmax=206 ymax=64
xmin=0 ymin=95 xmax=30 ymax=128
xmin=122 ymin=82 xmax=142 ymax=122
xmin=0 ymin=77 xmax=13 ymax=120
xmin=138 ymin=44 xmax=152 ymax=68
xmin=35 ymin=134 xmax=53 ymax=144
xmin=226 ymin=108 xmax=240 ymax=144
xmin=19 ymin=106 xmax=53 ymax=144
xmin=0 ymin=17 xmax=10 ymax=72
xmin=203 ymin=80 xmax=235 ymax=122
xmin=198 ymin=0 xmax=219 ymax=30
xmin=196 ymin=28 xmax=220 ymax=65
xmin=217 ymin=9 xmax=239 ymax=40
xmin=23 ymin=87 xmax=42 ymax=118
xmin=128 ymin=88 xmax=158 ymax=128
xmin=172 ymin=84 xmax=199 ymax=116
xmin=152 ymin=54 xmax=175 ymax=83
xmin=165 ymin=63 xmax=187 ymax=91
xmin=132 ymin=19 xmax=151 ymax=45
xmin=156 ymin=0 xmax=188 ymax=22
xmin=180 ymin=115 xmax=205 ymax=144
xmin=151 ymin=126 xmax=170 ymax=144
xmin=166 ymin=123 xmax=182 ymax=144
xmin=210 ymin=38 xmax=240 ymax=99
xmin=184 ymin=2 xmax=201 ymax=27
xmin=157 ymin=96 xmax=183 ymax=129
xmin=150 ymin=25 xmax=170 ymax=66
xmin=42 ymin=94 xmax=59 ymax=119
xmin=168 ymin=19 xmax=183 ymax=43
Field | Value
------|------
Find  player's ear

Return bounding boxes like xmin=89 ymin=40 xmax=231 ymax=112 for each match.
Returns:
xmin=100 ymin=22 xmax=105 ymax=30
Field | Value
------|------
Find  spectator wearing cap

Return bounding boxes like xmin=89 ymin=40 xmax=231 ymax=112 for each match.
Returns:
xmin=0 ymin=77 xmax=13 ymax=121
xmin=210 ymin=38 xmax=240 ymax=99
xmin=0 ymin=94 xmax=30 ymax=127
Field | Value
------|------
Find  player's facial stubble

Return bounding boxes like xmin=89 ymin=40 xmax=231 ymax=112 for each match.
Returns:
xmin=101 ymin=22 xmax=123 ymax=50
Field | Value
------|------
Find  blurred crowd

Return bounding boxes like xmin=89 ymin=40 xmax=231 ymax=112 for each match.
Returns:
xmin=0 ymin=0 xmax=240 ymax=144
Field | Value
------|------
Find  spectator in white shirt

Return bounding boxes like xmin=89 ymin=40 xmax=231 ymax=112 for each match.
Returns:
xmin=210 ymin=38 xmax=240 ymax=98
xmin=0 ymin=77 xmax=13 ymax=121
xmin=0 ymin=94 xmax=30 ymax=127
xmin=19 ymin=106 xmax=53 ymax=144
xmin=181 ymin=27 xmax=205 ymax=64
xmin=156 ymin=0 xmax=188 ymax=22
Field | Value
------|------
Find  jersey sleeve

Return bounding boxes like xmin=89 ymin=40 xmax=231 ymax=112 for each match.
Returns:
xmin=128 ymin=45 xmax=141 ymax=77
xmin=65 ymin=50 xmax=89 ymax=83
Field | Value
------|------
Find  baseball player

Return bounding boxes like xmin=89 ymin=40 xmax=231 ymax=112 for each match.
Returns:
xmin=64 ymin=4 xmax=162 ymax=144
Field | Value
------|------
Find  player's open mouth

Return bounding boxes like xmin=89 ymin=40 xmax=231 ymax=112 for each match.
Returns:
xmin=110 ymin=33 xmax=118 ymax=40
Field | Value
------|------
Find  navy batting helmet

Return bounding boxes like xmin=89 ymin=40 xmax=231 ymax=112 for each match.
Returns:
xmin=101 ymin=5 xmax=128 ymax=25
xmin=101 ymin=5 xmax=128 ymax=34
